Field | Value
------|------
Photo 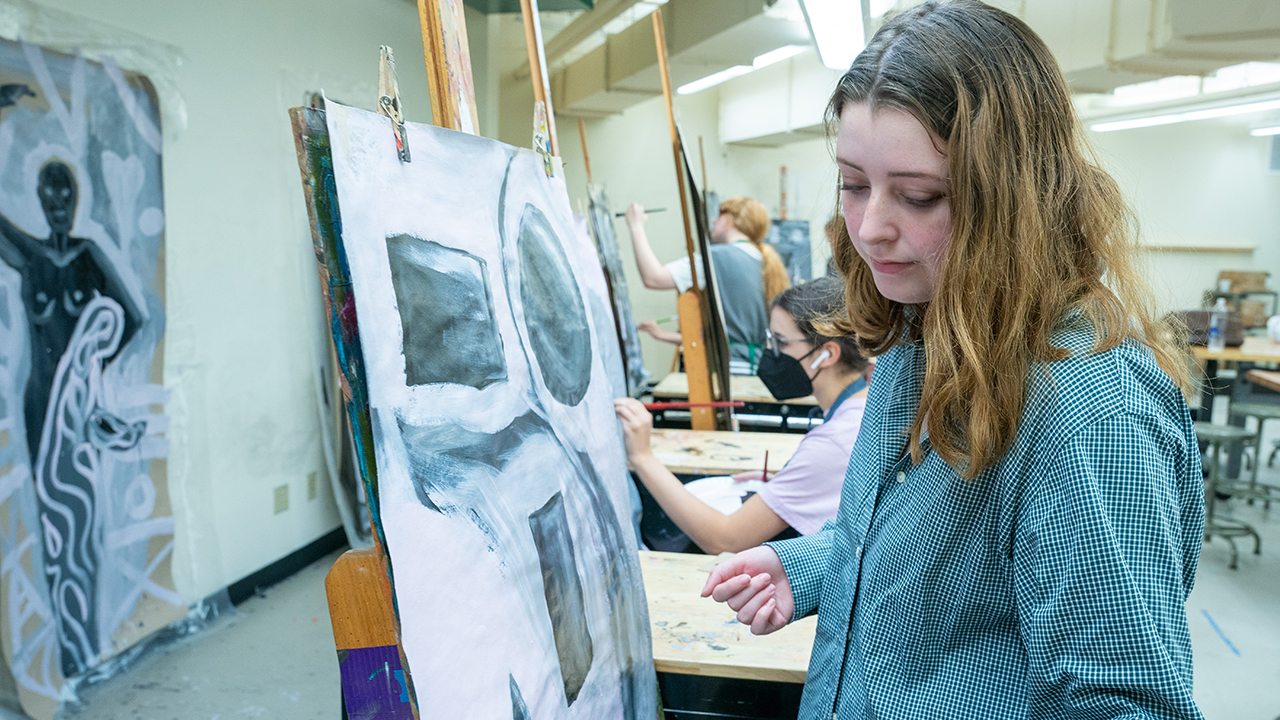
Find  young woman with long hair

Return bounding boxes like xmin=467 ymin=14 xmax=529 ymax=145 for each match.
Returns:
xmin=625 ymin=196 xmax=790 ymax=372
xmin=702 ymin=2 xmax=1204 ymax=717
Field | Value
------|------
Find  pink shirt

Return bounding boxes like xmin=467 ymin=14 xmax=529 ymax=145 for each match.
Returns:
xmin=756 ymin=394 xmax=866 ymax=535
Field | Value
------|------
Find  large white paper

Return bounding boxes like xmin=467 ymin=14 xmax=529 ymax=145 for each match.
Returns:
xmin=324 ymin=100 xmax=655 ymax=719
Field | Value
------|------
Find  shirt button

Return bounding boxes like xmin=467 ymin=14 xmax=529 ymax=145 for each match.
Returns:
xmin=896 ymin=471 xmax=906 ymax=483
xmin=856 ymin=545 xmax=862 ymax=557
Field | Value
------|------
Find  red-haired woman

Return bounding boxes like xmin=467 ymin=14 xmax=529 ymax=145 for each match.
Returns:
xmin=625 ymin=196 xmax=790 ymax=373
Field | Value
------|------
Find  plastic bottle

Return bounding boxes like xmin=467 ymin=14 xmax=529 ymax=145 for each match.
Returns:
xmin=1207 ymin=297 xmax=1228 ymax=353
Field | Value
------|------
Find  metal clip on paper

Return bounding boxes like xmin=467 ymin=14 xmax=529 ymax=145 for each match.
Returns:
xmin=378 ymin=45 xmax=410 ymax=163
xmin=533 ymin=101 xmax=553 ymax=177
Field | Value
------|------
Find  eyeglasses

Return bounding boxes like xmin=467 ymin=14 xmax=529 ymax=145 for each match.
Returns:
xmin=765 ymin=329 xmax=810 ymax=354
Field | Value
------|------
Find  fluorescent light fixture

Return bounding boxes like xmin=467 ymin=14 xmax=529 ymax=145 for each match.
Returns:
xmin=751 ymin=44 xmax=807 ymax=70
xmin=1250 ymin=125 xmax=1280 ymax=137
xmin=676 ymin=45 xmax=809 ymax=95
xmin=677 ymin=65 xmax=753 ymax=95
xmin=1090 ymin=97 xmax=1280 ymax=132
xmin=799 ymin=0 xmax=866 ymax=71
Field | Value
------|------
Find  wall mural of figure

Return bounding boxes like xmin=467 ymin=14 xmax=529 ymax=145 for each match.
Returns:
xmin=0 ymin=39 xmax=179 ymax=719
xmin=322 ymin=99 xmax=656 ymax=719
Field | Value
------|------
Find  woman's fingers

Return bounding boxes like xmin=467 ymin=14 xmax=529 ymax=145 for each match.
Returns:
xmin=735 ymin=584 xmax=775 ymax=625
xmin=705 ymin=572 xmax=751 ymax=601
xmin=722 ymin=573 xmax=772 ymax=611
xmin=749 ymin=598 xmax=779 ymax=635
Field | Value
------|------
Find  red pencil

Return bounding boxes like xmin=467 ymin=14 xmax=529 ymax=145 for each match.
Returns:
xmin=642 ymin=401 xmax=745 ymax=410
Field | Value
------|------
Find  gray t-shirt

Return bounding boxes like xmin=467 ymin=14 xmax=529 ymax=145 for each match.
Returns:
xmin=665 ymin=242 xmax=767 ymax=368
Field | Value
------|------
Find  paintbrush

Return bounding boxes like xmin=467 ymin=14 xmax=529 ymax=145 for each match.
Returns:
xmin=762 ymin=450 xmax=769 ymax=482
xmin=653 ymin=314 xmax=680 ymax=325
xmin=643 ymin=401 xmax=745 ymax=410
xmin=615 ymin=207 xmax=667 ymax=217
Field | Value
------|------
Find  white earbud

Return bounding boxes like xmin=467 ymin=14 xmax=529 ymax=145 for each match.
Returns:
xmin=809 ymin=349 xmax=831 ymax=370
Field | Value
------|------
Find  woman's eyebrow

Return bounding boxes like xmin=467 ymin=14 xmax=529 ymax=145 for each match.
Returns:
xmin=888 ymin=171 xmax=946 ymax=182
xmin=837 ymin=158 xmax=945 ymax=182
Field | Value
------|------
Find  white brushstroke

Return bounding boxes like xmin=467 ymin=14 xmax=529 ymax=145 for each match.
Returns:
xmin=22 ymin=44 xmax=85 ymax=155
xmin=101 ymin=56 xmax=161 ymax=154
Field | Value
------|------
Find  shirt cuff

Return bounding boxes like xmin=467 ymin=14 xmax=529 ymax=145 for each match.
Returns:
xmin=765 ymin=529 xmax=833 ymax=623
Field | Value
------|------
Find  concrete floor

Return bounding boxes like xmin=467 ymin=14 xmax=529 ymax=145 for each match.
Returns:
xmin=56 ymin=549 xmax=342 ymax=720
xmin=52 ymin=426 xmax=1280 ymax=720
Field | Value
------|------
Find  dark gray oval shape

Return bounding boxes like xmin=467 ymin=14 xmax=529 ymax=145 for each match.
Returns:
xmin=517 ymin=203 xmax=592 ymax=406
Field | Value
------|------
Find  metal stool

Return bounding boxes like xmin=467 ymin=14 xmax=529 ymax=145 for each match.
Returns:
xmin=1194 ymin=421 xmax=1261 ymax=570
xmin=1227 ymin=402 xmax=1280 ymax=510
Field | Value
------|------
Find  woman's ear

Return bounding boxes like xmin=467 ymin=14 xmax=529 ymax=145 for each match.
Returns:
xmin=810 ymin=341 xmax=841 ymax=370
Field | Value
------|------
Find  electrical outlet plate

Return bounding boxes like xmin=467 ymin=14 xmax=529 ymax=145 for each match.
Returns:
xmin=274 ymin=484 xmax=289 ymax=514
xmin=307 ymin=472 xmax=318 ymax=501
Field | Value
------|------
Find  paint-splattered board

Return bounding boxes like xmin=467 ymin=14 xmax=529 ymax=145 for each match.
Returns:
xmin=652 ymin=372 xmax=818 ymax=406
xmin=640 ymin=551 xmax=815 ymax=683
xmin=648 ymin=429 xmax=803 ymax=477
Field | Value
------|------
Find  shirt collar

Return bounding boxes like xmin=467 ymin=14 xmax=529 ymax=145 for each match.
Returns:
xmin=826 ymin=375 xmax=868 ymax=420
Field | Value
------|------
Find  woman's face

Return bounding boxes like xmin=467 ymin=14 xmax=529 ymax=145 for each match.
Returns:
xmin=710 ymin=212 xmax=734 ymax=243
xmin=769 ymin=307 xmax=815 ymax=368
xmin=837 ymin=102 xmax=951 ymax=305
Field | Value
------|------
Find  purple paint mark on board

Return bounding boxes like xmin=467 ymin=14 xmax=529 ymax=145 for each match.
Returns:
xmin=338 ymin=645 xmax=414 ymax=719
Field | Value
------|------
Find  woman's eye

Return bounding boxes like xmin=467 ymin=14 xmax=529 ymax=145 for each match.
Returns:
xmin=840 ymin=183 xmax=868 ymax=194
xmin=904 ymin=194 xmax=943 ymax=208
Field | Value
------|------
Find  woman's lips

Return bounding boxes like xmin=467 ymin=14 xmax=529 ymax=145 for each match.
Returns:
xmin=868 ymin=258 xmax=913 ymax=275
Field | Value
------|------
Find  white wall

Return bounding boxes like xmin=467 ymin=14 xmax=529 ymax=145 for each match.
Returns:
xmin=37 ymin=0 xmax=437 ymax=602
xmin=1088 ymin=118 xmax=1280 ymax=313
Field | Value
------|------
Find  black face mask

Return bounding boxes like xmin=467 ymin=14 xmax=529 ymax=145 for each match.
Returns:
xmin=757 ymin=347 xmax=819 ymax=400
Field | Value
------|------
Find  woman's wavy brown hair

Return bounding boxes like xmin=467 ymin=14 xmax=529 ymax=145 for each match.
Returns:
xmin=826 ymin=0 xmax=1193 ymax=479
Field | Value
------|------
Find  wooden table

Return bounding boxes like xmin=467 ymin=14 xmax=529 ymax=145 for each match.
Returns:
xmin=640 ymin=551 xmax=815 ymax=683
xmin=1191 ymin=336 xmax=1280 ymax=363
xmin=1193 ymin=337 xmax=1280 ymax=477
xmin=1245 ymin=369 xmax=1280 ymax=394
xmin=648 ymin=429 xmax=803 ymax=476
xmin=653 ymin=372 xmax=817 ymax=406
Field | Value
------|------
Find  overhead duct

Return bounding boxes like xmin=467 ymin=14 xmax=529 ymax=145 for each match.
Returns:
xmin=550 ymin=0 xmax=810 ymax=117
xmin=1028 ymin=0 xmax=1280 ymax=93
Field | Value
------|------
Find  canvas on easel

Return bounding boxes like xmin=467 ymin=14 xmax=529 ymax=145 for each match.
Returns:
xmin=585 ymin=184 xmax=650 ymax=398
xmin=321 ymin=98 xmax=655 ymax=718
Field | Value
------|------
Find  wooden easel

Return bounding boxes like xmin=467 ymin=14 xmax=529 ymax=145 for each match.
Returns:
xmin=293 ymin=1 xmax=561 ymax=717
xmin=652 ymin=9 xmax=733 ymax=432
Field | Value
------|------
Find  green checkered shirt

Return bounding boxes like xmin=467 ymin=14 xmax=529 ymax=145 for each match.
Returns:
xmin=768 ymin=317 xmax=1204 ymax=719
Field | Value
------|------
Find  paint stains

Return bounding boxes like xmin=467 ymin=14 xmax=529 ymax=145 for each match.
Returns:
xmin=336 ymin=644 xmax=413 ymax=719
xmin=528 ymin=492 xmax=594 ymax=705
xmin=509 ymin=674 xmax=530 ymax=720
xmin=516 ymin=203 xmax=591 ymax=406
xmin=385 ymin=234 xmax=506 ymax=389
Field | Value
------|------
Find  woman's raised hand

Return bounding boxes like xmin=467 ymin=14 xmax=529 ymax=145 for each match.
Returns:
xmin=701 ymin=546 xmax=793 ymax=635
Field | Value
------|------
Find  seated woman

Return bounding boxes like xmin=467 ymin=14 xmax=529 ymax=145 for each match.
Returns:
xmin=614 ymin=277 xmax=868 ymax=554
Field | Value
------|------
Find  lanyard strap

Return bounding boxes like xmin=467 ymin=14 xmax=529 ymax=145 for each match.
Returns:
xmin=825 ymin=375 xmax=868 ymax=420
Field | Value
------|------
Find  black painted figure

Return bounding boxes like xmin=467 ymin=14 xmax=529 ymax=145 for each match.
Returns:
xmin=0 ymin=160 xmax=141 ymax=461
xmin=0 ymin=159 xmax=144 ymax=676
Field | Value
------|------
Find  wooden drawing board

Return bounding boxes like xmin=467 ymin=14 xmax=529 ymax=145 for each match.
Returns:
xmin=1191 ymin=336 xmax=1280 ymax=363
xmin=647 ymin=429 xmax=803 ymax=476
xmin=653 ymin=372 xmax=818 ymax=407
xmin=640 ymin=551 xmax=815 ymax=683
